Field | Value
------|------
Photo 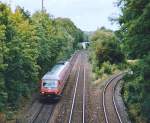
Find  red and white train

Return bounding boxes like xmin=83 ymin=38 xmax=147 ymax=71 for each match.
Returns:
xmin=40 ymin=61 xmax=71 ymax=98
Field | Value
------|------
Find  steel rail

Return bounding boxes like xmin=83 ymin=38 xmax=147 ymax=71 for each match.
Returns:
xmin=102 ymin=74 xmax=123 ymax=123
xmin=30 ymin=104 xmax=44 ymax=123
xmin=82 ymin=67 xmax=86 ymax=123
xmin=44 ymin=105 xmax=55 ymax=123
xmin=68 ymin=66 xmax=81 ymax=123
xmin=113 ymin=75 xmax=124 ymax=123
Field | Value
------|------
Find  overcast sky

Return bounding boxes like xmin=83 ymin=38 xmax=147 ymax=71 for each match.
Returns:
xmin=1 ymin=0 xmax=120 ymax=31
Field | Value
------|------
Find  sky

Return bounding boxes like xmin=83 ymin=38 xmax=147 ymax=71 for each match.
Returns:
xmin=1 ymin=0 xmax=120 ymax=31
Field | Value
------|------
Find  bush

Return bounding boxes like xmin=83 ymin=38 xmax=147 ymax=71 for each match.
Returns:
xmin=89 ymin=28 xmax=125 ymax=77
xmin=142 ymin=96 xmax=150 ymax=121
xmin=100 ymin=62 xmax=112 ymax=74
xmin=122 ymin=55 xmax=150 ymax=123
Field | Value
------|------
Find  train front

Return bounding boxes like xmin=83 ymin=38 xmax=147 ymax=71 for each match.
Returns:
xmin=40 ymin=79 xmax=61 ymax=97
xmin=40 ymin=62 xmax=66 ymax=98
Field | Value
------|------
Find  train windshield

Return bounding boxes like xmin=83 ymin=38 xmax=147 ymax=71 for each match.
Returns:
xmin=43 ymin=80 xmax=57 ymax=89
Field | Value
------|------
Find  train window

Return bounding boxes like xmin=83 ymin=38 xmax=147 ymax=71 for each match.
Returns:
xmin=43 ymin=80 xmax=58 ymax=89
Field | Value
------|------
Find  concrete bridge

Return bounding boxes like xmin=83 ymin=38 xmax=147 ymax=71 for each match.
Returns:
xmin=80 ymin=42 xmax=90 ymax=49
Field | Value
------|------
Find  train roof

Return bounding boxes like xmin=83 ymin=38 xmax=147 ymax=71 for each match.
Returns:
xmin=42 ymin=61 xmax=69 ymax=80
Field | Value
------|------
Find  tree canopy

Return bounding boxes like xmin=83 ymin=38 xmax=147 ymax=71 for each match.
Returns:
xmin=118 ymin=0 xmax=150 ymax=58
xmin=117 ymin=0 xmax=150 ymax=122
xmin=90 ymin=28 xmax=124 ymax=65
xmin=0 ymin=2 xmax=83 ymax=113
xmin=89 ymin=28 xmax=124 ymax=75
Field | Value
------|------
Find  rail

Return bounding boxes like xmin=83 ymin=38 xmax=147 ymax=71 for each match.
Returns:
xmin=102 ymin=73 xmax=124 ymax=123
xmin=68 ymin=66 xmax=81 ymax=123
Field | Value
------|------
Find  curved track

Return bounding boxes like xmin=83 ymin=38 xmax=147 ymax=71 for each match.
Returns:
xmin=102 ymin=74 xmax=124 ymax=123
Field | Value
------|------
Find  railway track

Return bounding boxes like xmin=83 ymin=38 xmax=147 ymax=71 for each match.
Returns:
xmin=68 ymin=52 xmax=86 ymax=123
xmin=50 ymin=52 xmax=83 ymax=123
xmin=102 ymin=73 xmax=124 ymax=123
xmin=31 ymin=104 xmax=55 ymax=123
xmin=23 ymin=99 xmax=57 ymax=123
xmin=82 ymin=67 xmax=86 ymax=123
xmin=68 ymin=65 xmax=81 ymax=123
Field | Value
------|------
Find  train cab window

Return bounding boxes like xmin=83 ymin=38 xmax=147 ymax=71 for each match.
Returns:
xmin=43 ymin=80 xmax=58 ymax=89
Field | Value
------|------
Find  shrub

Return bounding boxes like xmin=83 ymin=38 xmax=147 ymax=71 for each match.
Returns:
xmin=122 ymin=55 xmax=150 ymax=122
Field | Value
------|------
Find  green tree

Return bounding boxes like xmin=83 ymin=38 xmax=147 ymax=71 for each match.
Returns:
xmin=0 ymin=3 xmax=10 ymax=111
xmin=55 ymin=18 xmax=83 ymax=48
xmin=90 ymin=28 xmax=124 ymax=70
xmin=0 ymin=25 xmax=8 ymax=111
xmin=118 ymin=0 xmax=150 ymax=58
xmin=4 ymin=8 xmax=39 ymax=106
xmin=117 ymin=0 xmax=150 ymax=122
xmin=0 ymin=2 xmax=84 ymax=114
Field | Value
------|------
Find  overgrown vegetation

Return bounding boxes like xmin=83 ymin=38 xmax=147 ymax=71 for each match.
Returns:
xmin=117 ymin=0 xmax=150 ymax=122
xmin=122 ymin=56 xmax=150 ymax=122
xmin=89 ymin=28 xmax=125 ymax=77
xmin=0 ymin=2 xmax=83 ymax=116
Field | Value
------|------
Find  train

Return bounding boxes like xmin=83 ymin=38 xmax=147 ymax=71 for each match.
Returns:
xmin=40 ymin=60 xmax=72 ymax=98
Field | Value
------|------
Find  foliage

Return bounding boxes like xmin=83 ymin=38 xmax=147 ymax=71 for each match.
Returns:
xmin=55 ymin=18 xmax=83 ymax=48
xmin=122 ymin=56 xmax=150 ymax=122
xmin=117 ymin=0 xmax=150 ymax=122
xmin=89 ymin=28 xmax=125 ymax=76
xmin=0 ymin=2 xmax=83 ymax=112
xmin=117 ymin=0 xmax=150 ymax=58
xmin=0 ymin=3 xmax=9 ymax=112
xmin=99 ymin=62 xmax=116 ymax=75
